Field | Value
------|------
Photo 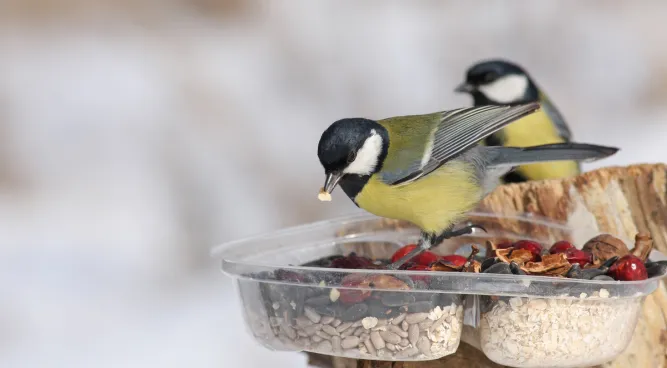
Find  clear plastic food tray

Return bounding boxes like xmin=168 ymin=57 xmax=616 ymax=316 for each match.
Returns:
xmin=214 ymin=212 xmax=666 ymax=366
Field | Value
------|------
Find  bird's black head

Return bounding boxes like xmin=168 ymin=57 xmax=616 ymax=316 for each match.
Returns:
xmin=317 ymin=118 xmax=389 ymax=196
xmin=455 ymin=59 xmax=538 ymax=105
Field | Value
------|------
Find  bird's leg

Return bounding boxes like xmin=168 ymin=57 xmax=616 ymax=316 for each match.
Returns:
xmin=387 ymin=233 xmax=434 ymax=270
xmin=434 ymin=223 xmax=487 ymax=244
xmin=387 ymin=224 xmax=486 ymax=270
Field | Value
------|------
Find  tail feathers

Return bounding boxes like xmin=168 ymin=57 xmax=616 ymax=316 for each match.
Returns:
xmin=488 ymin=143 xmax=619 ymax=167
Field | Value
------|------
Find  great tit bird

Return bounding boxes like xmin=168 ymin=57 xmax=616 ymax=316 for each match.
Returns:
xmin=317 ymin=104 xmax=618 ymax=268
xmin=455 ymin=60 xmax=577 ymax=183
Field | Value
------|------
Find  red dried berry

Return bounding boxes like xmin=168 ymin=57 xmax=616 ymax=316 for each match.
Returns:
xmin=414 ymin=251 xmax=441 ymax=266
xmin=391 ymin=244 xmax=418 ymax=263
xmin=339 ymin=274 xmax=372 ymax=304
xmin=330 ymin=254 xmax=374 ymax=269
xmin=513 ymin=240 xmax=543 ymax=262
xmin=564 ymin=248 xmax=593 ymax=267
xmin=549 ymin=240 xmax=575 ymax=254
xmin=274 ymin=270 xmax=304 ymax=282
xmin=440 ymin=254 xmax=467 ymax=267
xmin=608 ymin=254 xmax=648 ymax=281
xmin=406 ymin=264 xmax=431 ymax=283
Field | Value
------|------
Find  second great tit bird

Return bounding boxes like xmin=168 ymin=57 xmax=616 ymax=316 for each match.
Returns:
xmin=317 ymin=104 xmax=618 ymax=268
xmin=455 ymin=59 xmax=578 ymax=183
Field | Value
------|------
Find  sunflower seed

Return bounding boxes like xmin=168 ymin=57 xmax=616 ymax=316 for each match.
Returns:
xmin=405 ymin=312 xmax=428 ymax=324
xmin=341 ymin=336 xmax=360 ymax=349
xmin=304 ymin=306 xmax=322 ymax=323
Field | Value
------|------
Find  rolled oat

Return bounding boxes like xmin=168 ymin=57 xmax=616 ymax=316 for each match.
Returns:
xmin=480 ymin=291 xmax=641 ymax=367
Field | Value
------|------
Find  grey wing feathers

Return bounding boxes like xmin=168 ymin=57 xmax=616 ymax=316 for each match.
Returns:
xmin=388 ymin=103 xmax=539 ymax=185
xmin=483 ymin=143 xmax=618 ymax=167
xmin=540 ymin=94 xmax=572 ymax=140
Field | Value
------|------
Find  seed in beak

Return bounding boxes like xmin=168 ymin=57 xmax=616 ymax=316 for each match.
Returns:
xmin=318 ymin=188 xmax=332 ymax=202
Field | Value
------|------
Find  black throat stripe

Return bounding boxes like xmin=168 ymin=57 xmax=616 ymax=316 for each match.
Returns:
xmin=339 ymin=174 xmax=371 ymax=205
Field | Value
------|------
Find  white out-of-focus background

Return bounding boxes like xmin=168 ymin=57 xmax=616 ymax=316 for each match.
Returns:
xmin=2 ymin=1 xmax=667 ymax=367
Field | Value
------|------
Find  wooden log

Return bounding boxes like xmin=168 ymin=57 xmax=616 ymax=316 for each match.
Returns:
xmin=307 ymin=164 xmax=667 ymax=368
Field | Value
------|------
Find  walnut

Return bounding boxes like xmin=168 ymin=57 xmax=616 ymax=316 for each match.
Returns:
xmin=582 ymin=234 xmax=629 ymax=262
xmin=631 ymin=232 xmax=653 ymax=261
xmin=521 ymin=253 xmax=571 ymax=276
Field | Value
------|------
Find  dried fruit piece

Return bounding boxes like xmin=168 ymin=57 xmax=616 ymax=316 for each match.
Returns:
xmin=495 ymin=248 xmax=532 ymax=266
xmin=414 ymin=251 xmax=440 ymax=266
xmin=430 ymin=260 xmax=461 ymax=272
xmin=339 ymin=274 xmax=373 ymax=304
xmin=549 ymin=240 xmax=575 ymax=254
xmin=496 ymin=242 xmax=514 ymax=249
xmin=275 ymin=269 xmax=305 ymax=282
xmin=462 ymin=245 xmax=481 ymax=272
xmin=522 ymin=253 xmax=571 ymax=276
xmin=464 ymin=260 xmax=482 ymax=273
xmin=367 ymin=275 xmax=410 ymax=290
xmin=405 ymin=264 xmax=431 ymax=283
xmin=391 ymin=244 xmax=418 ymax=263
xmin=339 ymin=274 xmax=409 ymax=304
xmin=330 ymin=254 xmax=376 ymax=269
xmin=430 ymin=245 xmax=480 ymax=273
xmin=513 ymin=240 xmax=543 ymax=262
xmin=582 ymin=234 xmax=629 ymax=262
xmin=631 ymin=233 xmax=653 ymax=261
xmin=608 ymin=255 xmax=648 ymax=281
xmin=564 ymin=248 xmax=593 ymax=267
xmin=440 ymin=254 xmax=467 ymax=267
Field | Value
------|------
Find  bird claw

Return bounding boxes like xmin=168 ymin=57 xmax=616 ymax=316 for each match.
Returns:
xmin=444 ymin=223 xmax=487 ymax=238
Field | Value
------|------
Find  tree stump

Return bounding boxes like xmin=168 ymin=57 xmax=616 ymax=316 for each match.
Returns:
xmin=307 ymin=164 xmax=667 ymax=368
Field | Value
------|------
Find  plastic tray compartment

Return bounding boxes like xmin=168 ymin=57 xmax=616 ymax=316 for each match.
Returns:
xmin=215 ymin=212 xmax=665 ymax=365
xmin=478 ymin=293 xmax=641 ymax=368
xmin=216 ymin=214 xmax=469 ymax=361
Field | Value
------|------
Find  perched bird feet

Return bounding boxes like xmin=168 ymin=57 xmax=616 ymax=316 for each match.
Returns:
xmin=440 ymin=224 xmax=487 ymax=241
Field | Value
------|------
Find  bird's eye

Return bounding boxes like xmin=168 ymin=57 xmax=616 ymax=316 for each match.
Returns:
xmin=483 ymin=72 xmax=498 ymax=83
xmin=347 ymin=151 xmax=356 ymax=163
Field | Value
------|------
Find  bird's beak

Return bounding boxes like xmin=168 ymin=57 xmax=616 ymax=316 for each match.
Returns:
xmin=454 ymin=82 xmax=475 ymax=93
xmin=323 ymin=172 xmax=342 ymax=194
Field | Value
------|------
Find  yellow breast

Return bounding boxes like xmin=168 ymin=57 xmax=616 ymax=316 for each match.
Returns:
xmin=355 ymin=161 xmax=482 ymax=234
xmin=502 ymin=110 xmax=579 ymax=180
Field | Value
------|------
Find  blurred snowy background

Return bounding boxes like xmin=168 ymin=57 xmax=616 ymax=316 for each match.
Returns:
xmin=1 ymin=1 xmax=667 ymax=367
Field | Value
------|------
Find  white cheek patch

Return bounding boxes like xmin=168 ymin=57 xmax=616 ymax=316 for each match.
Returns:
xmin=343 ymin=131 xmax=383 ymax=175
xmin=478 ymin=74 xmax=529 ymax=104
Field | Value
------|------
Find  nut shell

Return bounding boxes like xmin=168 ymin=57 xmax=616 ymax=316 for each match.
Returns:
xmin=630 ymin=232 xmax=653 ymax=261
xmin=581 ymin=234 xmax=629 ymax=262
